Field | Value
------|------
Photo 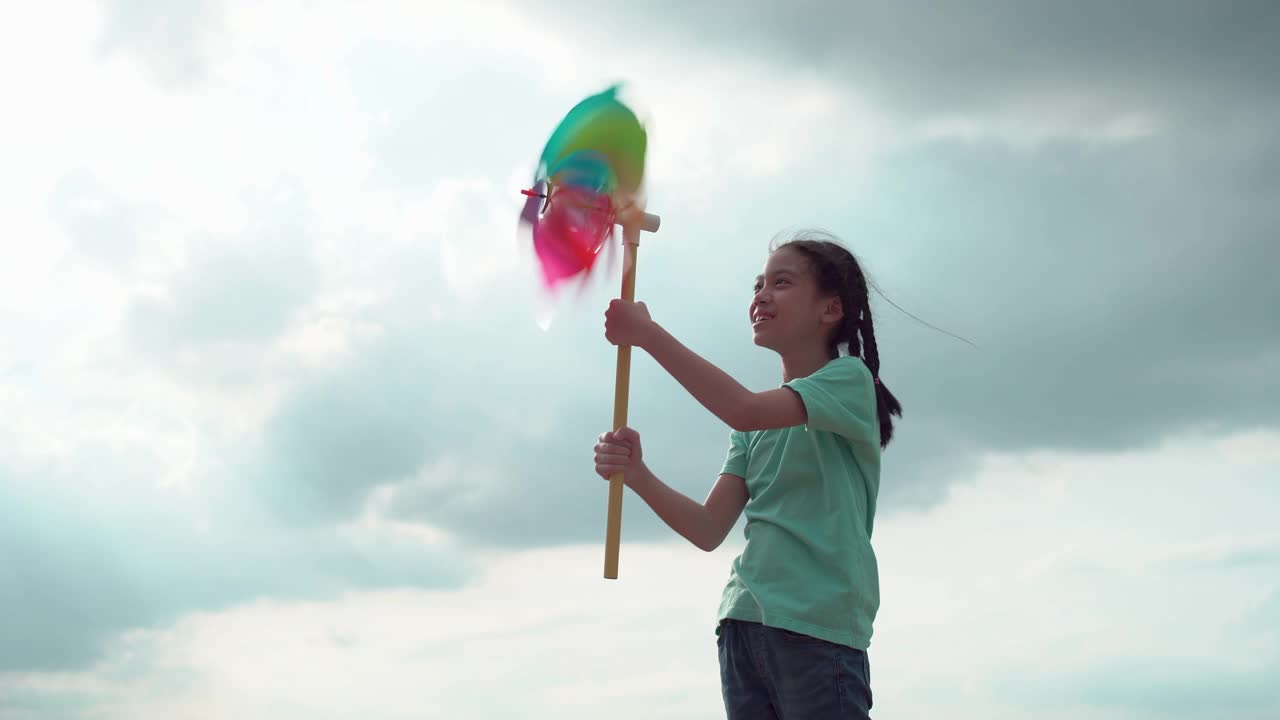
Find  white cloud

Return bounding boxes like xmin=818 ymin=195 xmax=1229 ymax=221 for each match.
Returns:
xmin=5 ymin=428 xmax=1276 ymax=719
xmin=0 ymin=542 xmax=732 ymax=720
xmin=272 ymin=290 xmax=387 ymax=371
xmin=868 ymin=428 xmax=1280 ymax=718
xmin=97 ymin=0 xmax=224 ymax=89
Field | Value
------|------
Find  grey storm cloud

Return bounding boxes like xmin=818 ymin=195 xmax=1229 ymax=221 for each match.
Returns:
xmin=595 ymin=124 xmax=1280 ymax=507
xmin=0 ymin=450 xmax=470 ymax=672
xmin=870 ymin=132 xmax=1280 ymax=451
xmin=253 ymin=334 xmax=448 ymax=525
xmin=246 ymin=269 xmax=691 ymax=545
xmin=533 ymin=0 xmax=1280 ymax=114
xmin=481 ymin=0 xmax=1280 ymax=505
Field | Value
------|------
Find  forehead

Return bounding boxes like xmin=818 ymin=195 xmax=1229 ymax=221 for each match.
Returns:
xmin=758 ymin=247 xmax=810 ymax=278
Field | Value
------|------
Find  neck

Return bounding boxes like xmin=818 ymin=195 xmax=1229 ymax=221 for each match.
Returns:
xmin=779 ymin=343 xmax=834 ymax=383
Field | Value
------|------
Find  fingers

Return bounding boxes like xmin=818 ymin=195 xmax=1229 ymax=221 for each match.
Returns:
xmin=595 ymin=464 xmax=627 ymax=480
xmin=595 ymin=427 xmax=637 ymax=480
xmin=594 ymin=442 xmax=631 ymax=460
xmin=595 ymin=427 xmax=642 ymax=479
xmin=594 ymin=449 xmax=629 ymax=479
xmin=598 ymin=428 xmax=640 ymax=445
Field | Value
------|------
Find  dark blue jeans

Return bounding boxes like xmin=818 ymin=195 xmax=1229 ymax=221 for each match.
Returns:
xmin=717 ymin=619 xmax=873 ymax=719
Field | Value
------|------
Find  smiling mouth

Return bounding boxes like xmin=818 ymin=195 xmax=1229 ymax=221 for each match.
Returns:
xmin=752 ymin=314 xmax=773 ymax=328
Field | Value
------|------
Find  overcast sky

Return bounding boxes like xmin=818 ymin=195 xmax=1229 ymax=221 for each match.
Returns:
xmin=2 ymin=1 xmax=1278 ymax=719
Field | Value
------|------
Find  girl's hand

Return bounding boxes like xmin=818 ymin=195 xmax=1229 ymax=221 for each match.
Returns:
xmin=594 ymin=426 xmax=646 ymax=484
xmin=604 ymin=299 xmax=657 ymax=349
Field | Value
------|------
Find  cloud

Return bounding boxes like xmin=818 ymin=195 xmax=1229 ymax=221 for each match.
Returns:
xmin=875 ymin=133 xmax=1280 ymax=449
xmin=1155 ymin=538 xmax=1280 ymax=572
xmin=4 ymin=428 xmax=1277 ymax=719
xmin=252 ymin=334 xmax=446 ymax=525
xmin=96 ymin=0 xmax=224 ymax=90
xmin=5 ymin=0 xmax=1279 ymax=691
xmin=422 ymin=1 xmax=1280 ymax=509
xmin=0 ymin=542 xmax=734 ymax=720
xmin=605 ymin=122 xmax=1280 ymax=508
xmin=243 ymin=242 xmax=636 ymax=542
xmin=225 ymin=2 xmax=906 ymax=546
xmin=47 ymin=169 xmax=148 ymax=268
xmin=0 ymin=450 xmax=471 ymax=673
xmin=245 ymin=41 xmax=1280 ymax=530
xmin=528 ymin=1 xmax=1280 ymax=122
xmin=121 ymin=179 xmax=320 ymax=387
xmin=1 ymin=163 xmax=459 ymax=676
xmin=1042 ymin=662 xmax=1280 ymax=720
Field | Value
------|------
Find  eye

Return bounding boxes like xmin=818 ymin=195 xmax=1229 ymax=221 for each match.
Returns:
xmin=776 ymin=278 xmax=789 ymax=286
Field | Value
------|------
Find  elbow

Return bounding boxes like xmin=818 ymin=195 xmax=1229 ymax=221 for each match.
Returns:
xmin=696 ymin=529 xmax=726 ymax=553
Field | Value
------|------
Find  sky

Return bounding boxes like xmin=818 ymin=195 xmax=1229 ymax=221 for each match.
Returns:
xmin=1 ymin=1 xmax=1278 ymax=718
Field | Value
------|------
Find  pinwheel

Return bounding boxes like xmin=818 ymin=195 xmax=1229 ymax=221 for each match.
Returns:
xmin=518 ymin=86 xmax=660 ymax=579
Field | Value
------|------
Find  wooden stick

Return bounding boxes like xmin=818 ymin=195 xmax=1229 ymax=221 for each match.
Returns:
xmin=604 ymin=210 xmax=659 ymax=580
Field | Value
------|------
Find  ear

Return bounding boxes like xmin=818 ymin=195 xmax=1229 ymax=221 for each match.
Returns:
xmin=820 ymin=294 xmax=844 ymax=326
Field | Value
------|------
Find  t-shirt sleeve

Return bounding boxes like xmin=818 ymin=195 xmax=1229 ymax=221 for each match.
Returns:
xmin=720 ymin=430 xmax=749 ymax=478
xmin=783 ymin=356 xmax=879 ymax=447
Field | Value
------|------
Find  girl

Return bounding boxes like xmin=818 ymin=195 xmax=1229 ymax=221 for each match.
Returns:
xmin=594 ymin=230 xmax=901 ymax=719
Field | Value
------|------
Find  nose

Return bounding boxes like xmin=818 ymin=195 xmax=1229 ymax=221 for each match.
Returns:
xmin=751 ymin=290 xmax=770 ymax=318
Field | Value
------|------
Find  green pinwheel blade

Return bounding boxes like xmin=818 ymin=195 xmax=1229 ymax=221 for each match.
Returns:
xmin=538 ymin=85 xmax=647 ymax=197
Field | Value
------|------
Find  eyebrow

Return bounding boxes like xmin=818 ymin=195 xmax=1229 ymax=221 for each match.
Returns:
xmin=754 ymin=269 xmax=798 ymax=283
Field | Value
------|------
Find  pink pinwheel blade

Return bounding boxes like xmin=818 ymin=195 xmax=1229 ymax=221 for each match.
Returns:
xmin=531 ymin=185 xmax=615 ymax=290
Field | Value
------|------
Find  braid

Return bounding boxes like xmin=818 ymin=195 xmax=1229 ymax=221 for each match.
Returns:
xmin=847 ymin=266 xmax=869 ymax=363
xmin=852 ymin=268 xmax=902 ymax=447
xmin=859 ymin=310 xmax=879 ymax=379
xmin=860 ymin=305 xmax=902 ymax=447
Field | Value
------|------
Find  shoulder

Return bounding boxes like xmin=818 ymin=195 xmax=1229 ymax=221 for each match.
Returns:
xmin=792 ymin=356 xmax=873 ymax=389
xmin=781 ymin=356 xmax=879 ymax=444
xmin=825 ymin=355 xmax=871 ymax=377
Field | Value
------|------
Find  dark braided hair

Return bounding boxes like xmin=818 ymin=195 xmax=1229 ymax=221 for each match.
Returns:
xmin=770 ymin=230 xmax=903 ymax=448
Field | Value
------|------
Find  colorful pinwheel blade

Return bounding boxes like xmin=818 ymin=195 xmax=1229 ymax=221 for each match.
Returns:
xmin=518 ymin=85 xmax=646 ymax=312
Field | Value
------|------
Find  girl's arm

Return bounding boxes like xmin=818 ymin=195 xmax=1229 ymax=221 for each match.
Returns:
xmin=628 ymin=465 xmax=748 ymax=552
xmin=642 ymin=323 xmax=807 ymax=432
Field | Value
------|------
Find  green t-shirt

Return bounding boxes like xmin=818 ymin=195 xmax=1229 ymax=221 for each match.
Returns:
xmin=716 ymin=355 xmax=882 ymax=650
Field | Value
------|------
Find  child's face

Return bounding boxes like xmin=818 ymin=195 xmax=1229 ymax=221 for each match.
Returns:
xmin=750 ymin=247 xmax=841 ymax=352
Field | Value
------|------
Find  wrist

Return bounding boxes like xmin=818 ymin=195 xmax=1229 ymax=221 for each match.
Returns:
xmin=640 ymin=320 xmax=665 ymax=352
xmin=627 ymin=462 xmax=656 ymax=489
